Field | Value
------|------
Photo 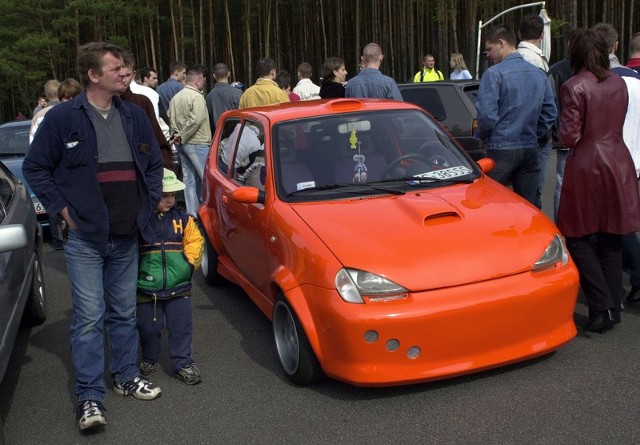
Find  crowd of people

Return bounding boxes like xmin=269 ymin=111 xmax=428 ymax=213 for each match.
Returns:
xmin=19 ymin=13 xmax=640 ymax=434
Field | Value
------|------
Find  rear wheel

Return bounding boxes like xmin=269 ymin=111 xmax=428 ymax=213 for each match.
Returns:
xmin=200 ymin=233 xmax=224 ymax=285
xmin=272 ymin=297 xmax=324 ymax=385
xmin=23 ymin=248 xmax=47 ymax=326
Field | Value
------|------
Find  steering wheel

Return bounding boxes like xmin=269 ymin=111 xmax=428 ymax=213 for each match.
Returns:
xmin=382 ymin=153 xmax=431 ymax=179
xmin=418 ymin=142 xmax=453 ymax=169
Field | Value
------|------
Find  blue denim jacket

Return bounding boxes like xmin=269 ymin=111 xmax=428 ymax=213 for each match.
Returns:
xmin=23 ymin=91 xmax=164 ymax=244
xmin=475 ymin=52 xmax=557 ymax=150
xmin=345 ymin=68 xmax=403 ymax=100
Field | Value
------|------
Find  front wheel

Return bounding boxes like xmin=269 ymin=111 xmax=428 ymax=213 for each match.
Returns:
xmin=272 ymin=297 xmax=324 ymax=385
xmin=200 ymin=233 xmax=224 ymax=285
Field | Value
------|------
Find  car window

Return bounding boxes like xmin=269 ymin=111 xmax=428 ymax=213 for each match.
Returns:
xmin=0 ymin=125 xmax=30 ymax=156
xmin=399 ymin=88 xmax=446 ymax=121
xmin=217 ymin=118 xmax=241 ymax=175
xmin=463 ymin=86 xmax=479 ymax=105
xmin=0 ymin=165 xmax=15 ymax=211
xmin=218 ymin=119 xmax=266 ymax=189
xmin=272 ymin=109 xmax=478 ymax=202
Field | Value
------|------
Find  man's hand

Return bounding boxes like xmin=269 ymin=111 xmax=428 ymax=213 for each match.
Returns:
xmin=170 ymin=132 xmax=182 ymax=145
xmin=59 ymin=207 xmax=78 ymax=230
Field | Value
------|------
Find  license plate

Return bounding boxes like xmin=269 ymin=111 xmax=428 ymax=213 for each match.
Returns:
xmin=32 ymin=199 xmax=46 ymax=214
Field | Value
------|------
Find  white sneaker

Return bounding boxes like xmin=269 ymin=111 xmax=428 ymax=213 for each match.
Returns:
xmin=77 ymin=400 xmax=106 ymax=431
xmin=113 ymin=376 xmax=161 ymax=400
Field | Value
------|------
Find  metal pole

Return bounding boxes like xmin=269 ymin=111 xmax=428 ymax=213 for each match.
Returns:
xmin=475 ymin=1 xmax=546 ymax=79
xmin=476 ymin=20 xmax=483 ymax=79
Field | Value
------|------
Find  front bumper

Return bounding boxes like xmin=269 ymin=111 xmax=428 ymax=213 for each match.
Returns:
xmin=290 ymin=264 xmax=579 ymax=386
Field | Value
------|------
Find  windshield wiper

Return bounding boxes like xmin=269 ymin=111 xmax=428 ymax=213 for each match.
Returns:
xmin=371 ymin=176 xmax=475 ymax=185
xmin=287 ymin=182 xmax=405 ymax=196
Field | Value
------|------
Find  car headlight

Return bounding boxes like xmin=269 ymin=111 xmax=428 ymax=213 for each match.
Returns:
xmin=335 ymin=268 xmax=408 ymax=304
xmin=532 ymin=234 xmax=569 ymax=272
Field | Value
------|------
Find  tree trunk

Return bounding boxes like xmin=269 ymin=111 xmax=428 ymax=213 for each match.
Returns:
xmin=170 ymin=0 xmax=179 ymax=62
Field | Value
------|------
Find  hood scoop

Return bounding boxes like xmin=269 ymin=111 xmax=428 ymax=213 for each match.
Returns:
xmin=424 ymin=211 xmax=462 ymax=227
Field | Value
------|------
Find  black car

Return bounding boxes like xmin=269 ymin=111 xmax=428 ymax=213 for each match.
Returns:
xmin=0 ymin=160 xmax=47 ymax=383
xmin=398 ymin=80 xmax=485 ymax=160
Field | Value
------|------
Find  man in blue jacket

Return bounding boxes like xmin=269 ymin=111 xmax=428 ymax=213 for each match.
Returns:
xmin=23 ymin=41 xmax=164 ymax=433
xmin=475 ymin=25 xmax=556 ymax=207
xmin=346 ymin=43 xmax=403 ymax=100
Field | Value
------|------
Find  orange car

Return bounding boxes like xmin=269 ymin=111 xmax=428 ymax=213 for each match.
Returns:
xmin=198 ymin=99 xmax=579 ymax=386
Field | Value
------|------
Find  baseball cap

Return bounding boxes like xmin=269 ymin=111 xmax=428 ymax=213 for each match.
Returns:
xmin=162 ymin=168 xmax=185 ymax=192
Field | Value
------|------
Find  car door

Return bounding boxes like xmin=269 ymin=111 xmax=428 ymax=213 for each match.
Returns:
xmin=0 ymin=163 xmax=32 ymax=381
xmin=214 ymin=117 xmax=273 ymax=294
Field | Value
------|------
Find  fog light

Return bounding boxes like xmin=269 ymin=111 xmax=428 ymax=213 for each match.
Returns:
xmin=407 ymin=346 xmax=421 ymax=359
xmin=364 ymin=330 xmax=379 ymax=343
xmin=386 ymin=339 xmax=400 ymax=352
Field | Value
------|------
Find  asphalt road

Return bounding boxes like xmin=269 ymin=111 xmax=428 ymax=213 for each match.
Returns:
xmin=2 ymin=152 xmax=640 ymax=444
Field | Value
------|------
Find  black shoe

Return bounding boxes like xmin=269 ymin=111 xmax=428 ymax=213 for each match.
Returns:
xmin=626 ymin=286 xmax=640 ymax=304
xmin=584 ymin=310 xmax=615 ymax=333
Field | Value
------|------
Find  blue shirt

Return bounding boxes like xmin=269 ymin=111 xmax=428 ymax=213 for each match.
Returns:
xmin=345 ymin=68 xmax=403 ymax=100
xmin=157 ymin=78 xmax=185 ymax=112
xmin=475 ymin=52 xmax=556 ymax=150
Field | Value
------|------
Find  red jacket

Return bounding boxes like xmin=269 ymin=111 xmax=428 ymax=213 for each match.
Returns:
xmin=626 ymin=57 xmax=640 ymax=71
xmin=557 ymin=69 xmax=640 ymax=237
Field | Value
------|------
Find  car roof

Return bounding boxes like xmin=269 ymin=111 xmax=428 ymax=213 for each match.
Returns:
xmin=397 ymin=80 xmax=479 ymax=88
xmin=0 ymin=120 xmax=31 ymax=129
xmin=227 ymin=98 xmax=424 ymax=123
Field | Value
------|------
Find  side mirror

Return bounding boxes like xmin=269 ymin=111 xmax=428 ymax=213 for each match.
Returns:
xmin=0 ymin=224 xmax=28 ymax=253
xmin=476 ymin=157 xmax=495 ymax=174
xmin=231 ymin=186 xmax=265 ymax=205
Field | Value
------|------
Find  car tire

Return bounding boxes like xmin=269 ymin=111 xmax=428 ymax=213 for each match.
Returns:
xmin=23 ymin=248 xmax=47 ymax=326
xmin=272 ymin=297 xmax=324 ymax=385
xmin=201 ymin=232 xmax=224 ymax=285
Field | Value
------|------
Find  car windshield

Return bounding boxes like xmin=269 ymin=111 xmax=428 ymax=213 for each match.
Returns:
xmin=0 ymin=124 xmax=30 ymax=157
xmin=272 ymin=109 xmax=479 ymax=202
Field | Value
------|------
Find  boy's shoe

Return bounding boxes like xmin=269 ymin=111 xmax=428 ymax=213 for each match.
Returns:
xmin=113 ymin=376 xmax=161 ymax=400
xmin=139 ymin=361 xmax=156 ymax=376
xmin=76 ymin=400 xmax=106 ymax=432
xmin=176 ymin=363 xmax=202 ymax=385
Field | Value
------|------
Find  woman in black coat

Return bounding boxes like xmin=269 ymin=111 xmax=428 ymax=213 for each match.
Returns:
xmin=319 ymin=57 xmax=347 ymax=99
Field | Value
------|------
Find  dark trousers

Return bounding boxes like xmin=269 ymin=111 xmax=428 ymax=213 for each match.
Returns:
xmin=486 ymin=147 xmax=540 ymax=208
xmin=137 ymin=296 xmax=194 ymax=373
xmin=566 ymin=233 xmax=623 ymax=320
xmin=622 ymin=233 xmax=640 ymax=288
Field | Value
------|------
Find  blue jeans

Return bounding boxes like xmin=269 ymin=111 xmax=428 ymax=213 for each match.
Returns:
xmin=177 ymin=143 xmax=209 ymax=217
xmin=554 ymin=149 xmax=568 ymax=222
xmin=486 ymin=147 xmax=540 ymax=207
xmin=536 ymin=141 xmax=552 ymax=208
xmin=64 ymin=230 xmax=140 ymax=402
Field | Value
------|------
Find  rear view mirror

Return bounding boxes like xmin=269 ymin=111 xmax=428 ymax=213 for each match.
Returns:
xmin=338 ymin=120 xmax=371 ymax=134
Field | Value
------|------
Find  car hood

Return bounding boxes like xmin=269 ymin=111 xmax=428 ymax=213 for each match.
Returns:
xmin=290 ymin=179 xmax=558 ymax=291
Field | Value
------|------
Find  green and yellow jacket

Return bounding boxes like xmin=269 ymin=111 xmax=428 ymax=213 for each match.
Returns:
xmin=137 ymin=207 xmax=203 ymax=301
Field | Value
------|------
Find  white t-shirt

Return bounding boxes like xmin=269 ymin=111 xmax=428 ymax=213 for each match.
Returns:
xmin=293 ymin=78 xmax=320 ymax=101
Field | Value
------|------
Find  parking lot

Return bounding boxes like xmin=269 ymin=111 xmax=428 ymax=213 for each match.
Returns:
xmin=2 ymin=151 xmax=640 ymax=443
